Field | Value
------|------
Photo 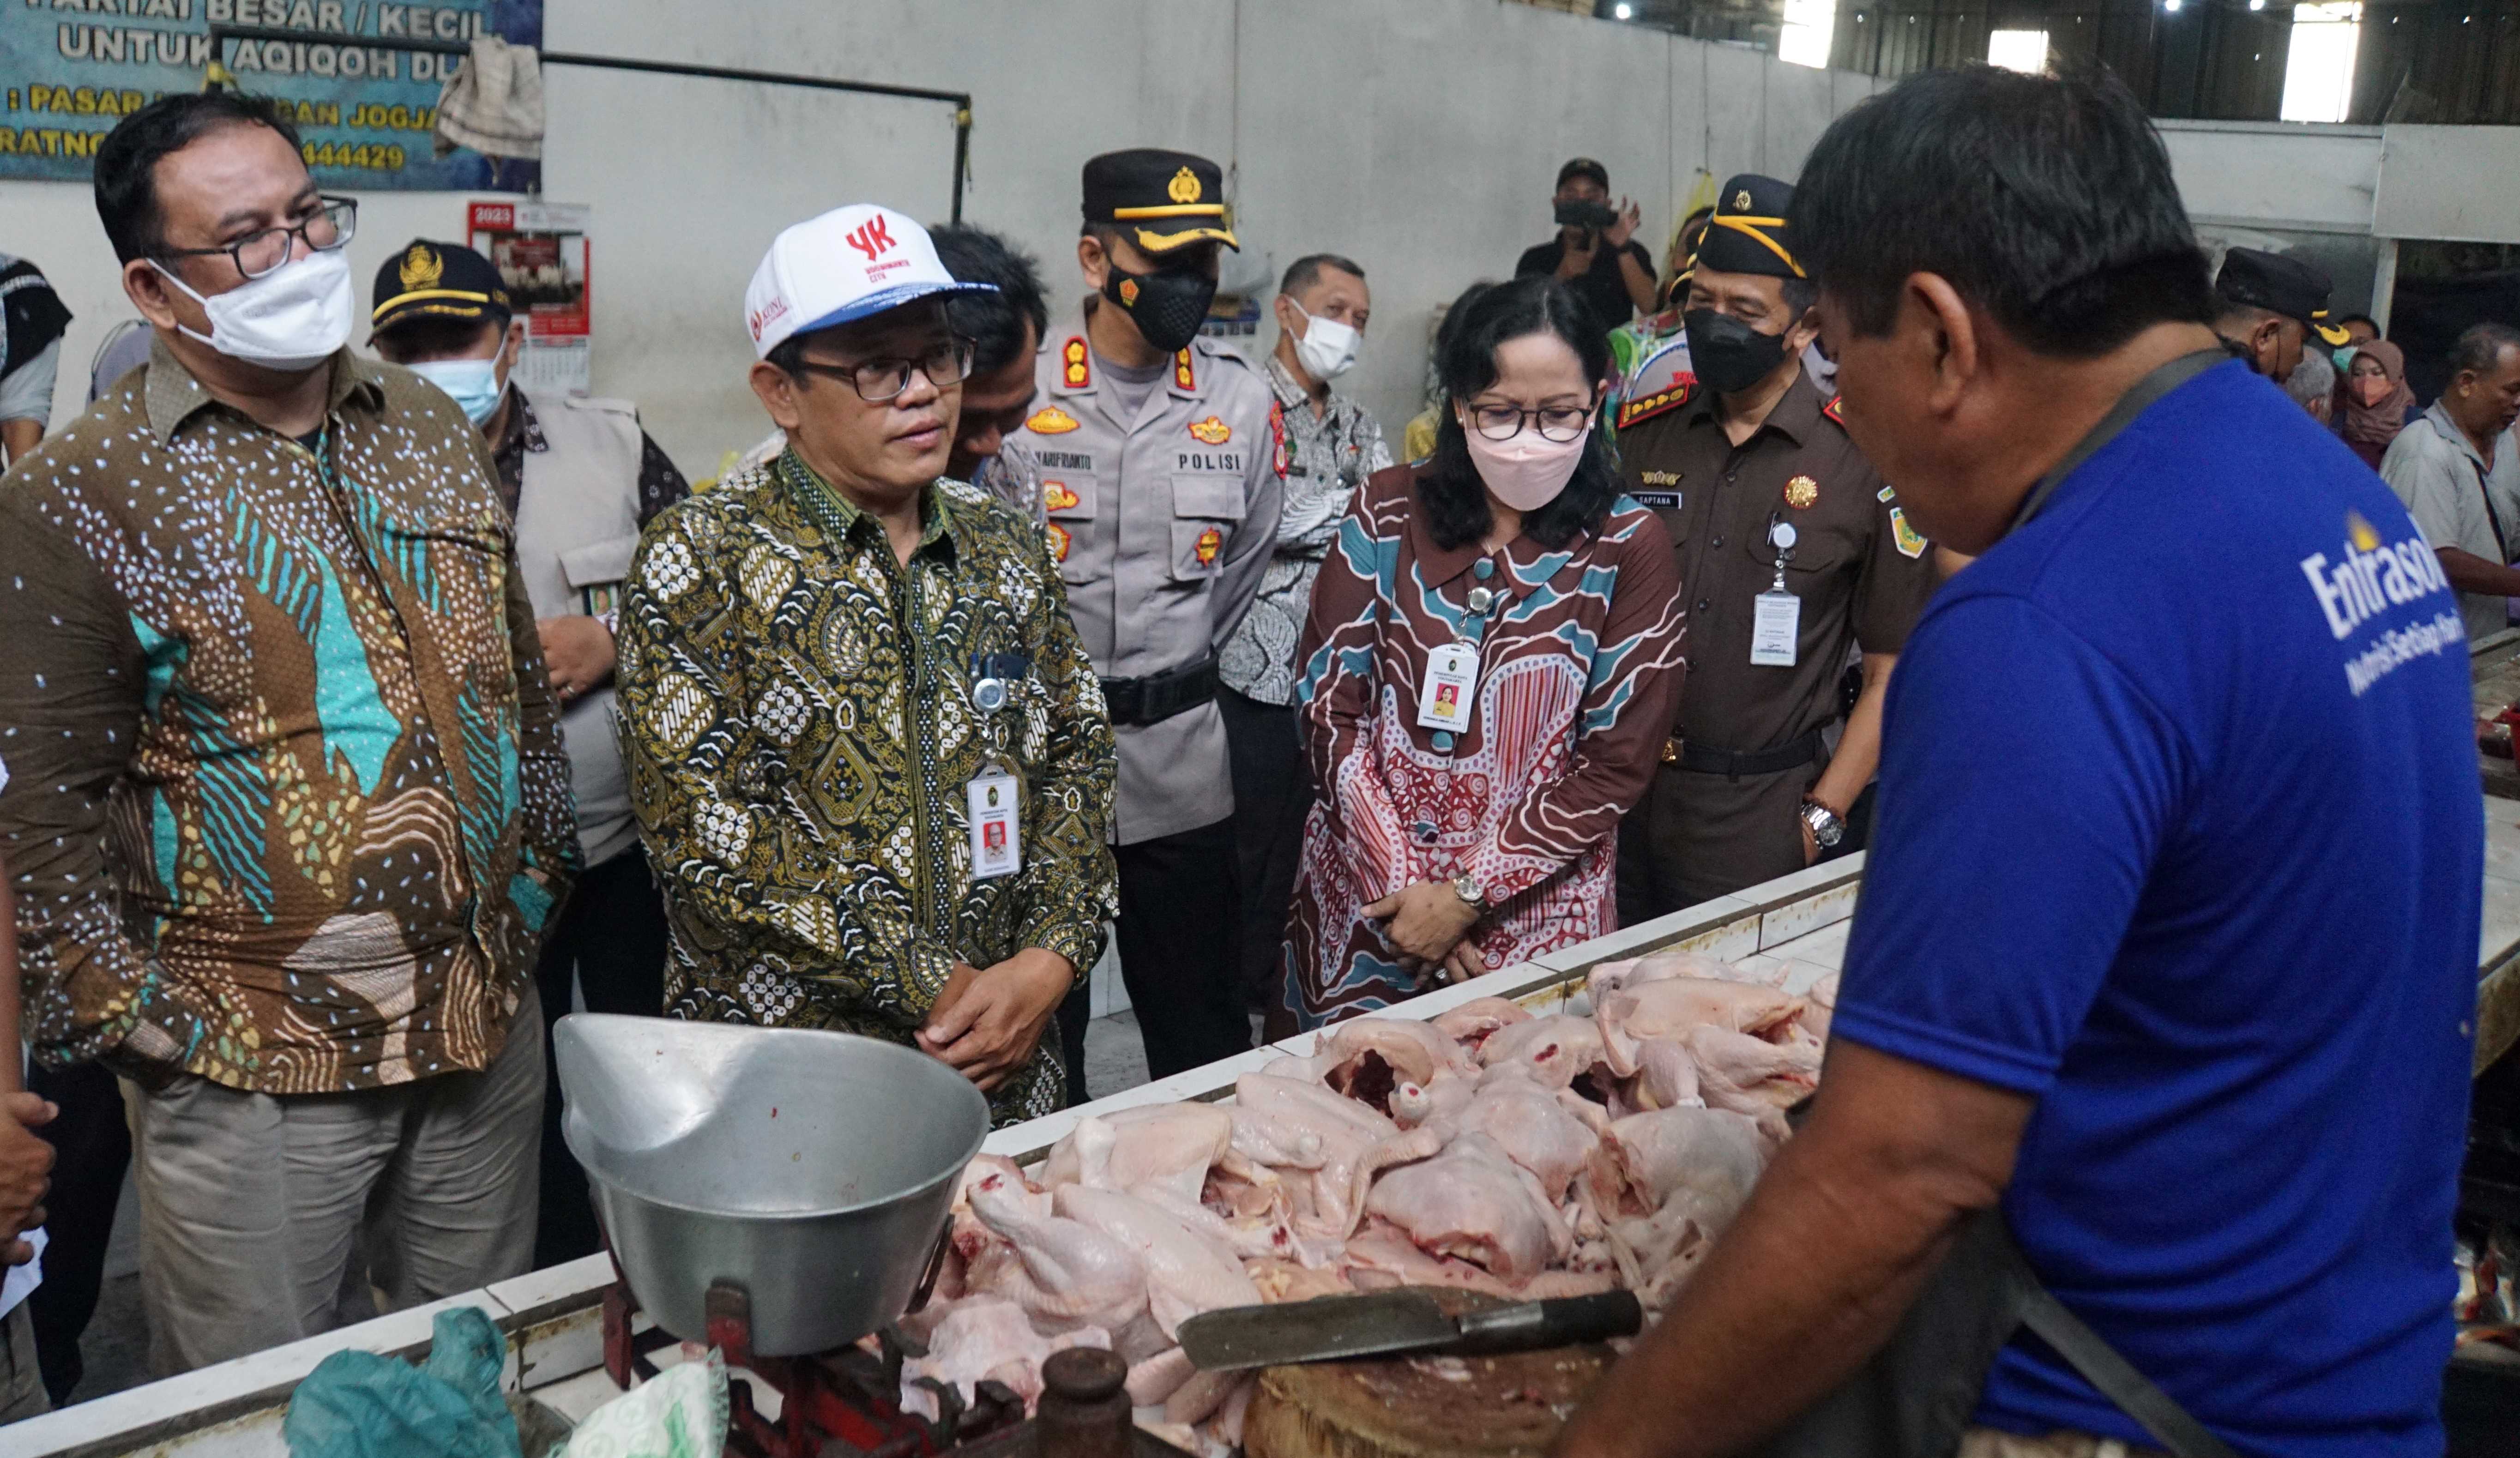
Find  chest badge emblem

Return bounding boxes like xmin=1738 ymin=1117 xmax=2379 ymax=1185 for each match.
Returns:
xmin=1784 ymin=475 xmax=1820 ymax=510
xmin=1043 ymin=480 xmax=1080 ymax=512
xmin=1027 ymin=406 xmax=1081 ymax=435
xmin=1194 ymin=526 xmax=1224 ymax=566
xmin=1640 ymin=470 xmax=1681 ymax=486
xmin=1188 ymin=416 xmax=1233 ymax=445
xmin=1047 ymin=522 xmax=1073 ymax=562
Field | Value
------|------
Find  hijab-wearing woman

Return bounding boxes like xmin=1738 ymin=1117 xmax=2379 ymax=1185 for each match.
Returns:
xmin=2338 ymin=338 xmax=2420 ymax=470
xmin=1275 ymin=276 xmax=1687 ymax=1035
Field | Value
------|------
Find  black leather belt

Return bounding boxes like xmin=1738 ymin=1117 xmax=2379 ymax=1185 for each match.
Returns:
xmin=1101 ymin=657 xmax=1219 ymax=728
xmin=1661 ymin=727 xmax=1824 ymax=779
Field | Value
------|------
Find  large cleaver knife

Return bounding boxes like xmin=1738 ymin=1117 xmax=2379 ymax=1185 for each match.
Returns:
xmin=1176 ymin=1289 xmax=1643 ymax=1371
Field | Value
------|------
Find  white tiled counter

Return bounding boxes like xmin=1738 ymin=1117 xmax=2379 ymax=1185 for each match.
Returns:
xmin=16 ymin=805 xmax=2517 ymax=1458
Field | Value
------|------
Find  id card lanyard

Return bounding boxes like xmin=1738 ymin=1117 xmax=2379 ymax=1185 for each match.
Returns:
xmin=1750 ymin=516 xmax=1801 ymax=668
xmin=1418 ymin=563 xmax=1506 ymax=734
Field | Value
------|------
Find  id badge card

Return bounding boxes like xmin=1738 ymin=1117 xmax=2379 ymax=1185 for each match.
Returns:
xmin=966 ymin=765 xmax=1021 ymax=880
xmin=1750 ymin=590 xmax=1801 ymax=667
xmin=1416 ymin=642 xmax=1479 ymax=732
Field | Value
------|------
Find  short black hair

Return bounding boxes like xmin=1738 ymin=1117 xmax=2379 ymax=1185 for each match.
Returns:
xmin=1790 ymin=66 xmax=2214 ymax=358
xmin=1419 ymin=275 xmax=1620 ymax=553
xmin=1281 ymin=253 xmax=1366 ymax=298
xmin=2451 ymin=322 xmax=2520 ymax=379
xmin=2339 ymin=312 xmax=2380 ymax=334
xmin=373 ymin=314 xmax=504 ymax=361
xmin=930 ymin=224 xmax=1048 ymax=377
xmin=1557 ymin=157 xmax=1610 ymax=192
xmin=95 ymin=92 xmax=305 ymax=265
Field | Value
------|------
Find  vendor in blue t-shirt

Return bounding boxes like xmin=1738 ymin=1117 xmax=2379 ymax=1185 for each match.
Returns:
xmin=1558 ymin=68 xmax=2478 ymax=1458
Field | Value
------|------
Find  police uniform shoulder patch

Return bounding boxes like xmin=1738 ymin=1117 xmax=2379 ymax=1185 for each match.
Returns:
xmin=1616 ymin=377 xmax=1695 ymax=430
xmin=1174 ymin=349 xmax=1197 ymax=392
xmin=1821 ymin=394 xmax=1847 ymax=427
xmin=1269 ymin=399 xmax=1289 ymax=479
xmin=1045 ymin=521 xmax=1073 ymax=563
xmin=1027 ymin=405 xmax=1082 ymax=435
xmin=1061 ymin=337 xmax=1091 ymax=391
xmin=1889 ymin=506 xmax=1927 ymax=559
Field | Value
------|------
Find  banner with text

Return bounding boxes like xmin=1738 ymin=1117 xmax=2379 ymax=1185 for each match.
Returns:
xmin=2 ymin=0 xmax=543 ymax=190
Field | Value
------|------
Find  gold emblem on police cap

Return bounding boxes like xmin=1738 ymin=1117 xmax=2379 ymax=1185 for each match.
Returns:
xmin=1168 ymin=166 xmax=1203 ymax=204
xmin=398 ymin=243 xmax=442 ymax=291
xmin=1784 ymin=475 xmax=1819 ymax=510
xmin=1734 ymin=188 xmax=1752 ymax=211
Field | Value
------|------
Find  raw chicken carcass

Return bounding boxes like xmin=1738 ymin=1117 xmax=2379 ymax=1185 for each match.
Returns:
xmin=1584 ymin=1106 xmax=1770 ymax=1228
xmin=1685 ymin=1023 xmax=1821 ymax=1112
xmin=1477 ymin=1013 xmax=1613 ymax=1093
xmin=1274 ymin=1018 xmax=1469 ymax=1112
xmin=1596 ymin=977 xmax=1809 ymax=1078
xmin=1230 ymin=1073 xmax=1407 ymax=1235
xmin=1429 ymin=996 xmax=1532 ymax=1054
xmin=965 ymin=1168 xmax=1149 ymax=1334
xmin=1051 ymin=1185 xmax=1263 ymax=1337
xmin=1344 ymin=1221 xmax=1618 ymax=1299
xmin=898 ymin=1298 xmax=1110 ymax=1420
xmin=1039 ymin=1103 xmax=1235 ymax=1205
xmin=1452 ymin=1064 xmax=1605 ymax=1201
xmin=1363 ymin=1131 xmax=1571 ymax=1281
xmin=1585 ymin=950 xmax=1742 ymax=1003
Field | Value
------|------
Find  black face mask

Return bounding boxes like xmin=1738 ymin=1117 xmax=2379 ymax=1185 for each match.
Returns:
xmin=1102 ymin=261 xmax=1218 ymax=355
xmin=1684 ymin=308 xmax=1794 ymax=395
xmin=1555 ymin=199 xmax=1618 ymax=231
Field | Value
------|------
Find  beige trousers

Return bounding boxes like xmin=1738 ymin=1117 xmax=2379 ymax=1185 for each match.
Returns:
xmin=121 ymin=988 xmax=544 ymax=1376
xmin=0 ymin=1304 xmax=49 ymax=1424
xmin=1960 ymin=1428 xmax=2169 ymax=1458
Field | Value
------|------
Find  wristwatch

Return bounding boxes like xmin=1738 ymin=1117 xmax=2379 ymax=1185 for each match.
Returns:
xmin=1449 ymin=874 xmax=1487 ymax=911
xmin=1800 ymin=798 xmax=1846 ymax=851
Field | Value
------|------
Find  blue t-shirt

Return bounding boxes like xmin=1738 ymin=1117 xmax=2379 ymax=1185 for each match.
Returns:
xmin=1835 ymin=357 xmax=2477 ymax=1457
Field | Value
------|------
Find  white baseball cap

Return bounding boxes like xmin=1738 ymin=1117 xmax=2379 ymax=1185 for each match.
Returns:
xmin=742 ymin=203 xmax=996 ymax=359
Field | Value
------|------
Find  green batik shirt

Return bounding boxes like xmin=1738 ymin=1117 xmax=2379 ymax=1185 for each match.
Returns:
xmin=616 ymin=449 xmax=1118 ymax=1123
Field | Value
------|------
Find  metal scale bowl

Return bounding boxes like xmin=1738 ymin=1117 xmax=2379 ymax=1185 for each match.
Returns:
xmin=555 ymin=1014 xmax=989 ymax=1357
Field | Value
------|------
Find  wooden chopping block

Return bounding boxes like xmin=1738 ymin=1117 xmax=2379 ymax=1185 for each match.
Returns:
xmin=1241 ymin=1288 xmax=1617 ymax=1458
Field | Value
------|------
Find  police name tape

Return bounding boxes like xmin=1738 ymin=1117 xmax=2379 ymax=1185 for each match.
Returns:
xmin=2343 ymin=611 xmax=2466 ymax=699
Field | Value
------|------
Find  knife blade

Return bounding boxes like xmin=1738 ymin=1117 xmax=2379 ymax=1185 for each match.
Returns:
xmin=1176 ymin=1289 xmax=1642 ymax=1371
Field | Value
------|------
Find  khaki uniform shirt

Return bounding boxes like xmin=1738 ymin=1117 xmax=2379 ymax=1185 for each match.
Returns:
xmin=1615 ymin=373 xmax=1937 ymax=753
xmin=1012 ymin=299 xmax=1285 ymax=844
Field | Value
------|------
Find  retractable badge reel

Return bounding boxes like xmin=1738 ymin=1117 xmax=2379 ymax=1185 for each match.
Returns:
xmin=965 ymin=652 xmax=1030 ymax=879
xmin=1751 ymin=518 xmax=1801 ymax=668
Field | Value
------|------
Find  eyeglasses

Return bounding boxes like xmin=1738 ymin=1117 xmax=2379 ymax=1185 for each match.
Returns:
xmin=159 ymin=196 xmax=357 ymax=280
xmin=790 ymin=338 xmax=977 ymax=402
xmin=1466 ymin=403 xmax=1592 ymax=443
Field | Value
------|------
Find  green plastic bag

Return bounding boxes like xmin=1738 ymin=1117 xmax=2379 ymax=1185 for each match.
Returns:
xmin=283 ymin=1306 xmax=522 ymax=1458
xmin=555 ymin=1348 xmax=728 ymax=1458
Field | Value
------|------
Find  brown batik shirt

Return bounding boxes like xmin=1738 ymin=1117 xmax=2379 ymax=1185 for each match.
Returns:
xmin=0 ymin=337 xmax=579 ymax=1093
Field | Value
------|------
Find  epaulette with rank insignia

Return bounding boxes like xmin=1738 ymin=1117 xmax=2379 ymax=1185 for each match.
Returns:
xmin=1616 ymin=377 xmax=1695 ymax=430
xmin=1174 ymin=348 xmax=1197 ymax=392
xmin=1821 ymin=394 xmax=1847 ymax=427
xmin=1061 ymin=337 xmax=1090 ymax=390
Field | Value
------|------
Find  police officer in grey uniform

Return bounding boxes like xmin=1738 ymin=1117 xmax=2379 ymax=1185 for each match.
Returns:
xmin=1013 ymin=150 xmax=1285 ymax=1080
xmin=370 ymin=240 xmax=690 ymax=1265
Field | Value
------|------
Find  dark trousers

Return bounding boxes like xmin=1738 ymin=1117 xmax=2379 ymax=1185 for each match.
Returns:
xmin=24 ymin=1059 xmax=129 ymax=1405
xmin=1616 ymin=751 xmax=1828 ymax=926
xmin=1055 ymin=982 xmax=1092 ymax=1108
xmin=1218 ymin=687 xmax=1312 ymax=1008
xmin=534 ymin=844 xmax=671 ymax=1269
xmin=1116 ymin=817 xmax=1252 ymax=1081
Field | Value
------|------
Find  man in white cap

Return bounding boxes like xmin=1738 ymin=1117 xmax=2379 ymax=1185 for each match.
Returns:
xmin=615 ymin=205 xmax=1119 ymax=1122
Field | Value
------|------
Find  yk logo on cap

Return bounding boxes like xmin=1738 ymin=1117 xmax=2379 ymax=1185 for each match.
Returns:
xmin=846 ymin=215 xmax=898 ymax=261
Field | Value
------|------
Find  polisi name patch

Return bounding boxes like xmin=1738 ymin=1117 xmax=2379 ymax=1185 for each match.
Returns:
xmin=1177 ymin=450 xmax=1244 ymax=473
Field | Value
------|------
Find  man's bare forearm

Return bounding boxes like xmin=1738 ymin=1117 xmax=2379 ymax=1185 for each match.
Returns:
xmin=1553 ymin=1043 xmax=2031 ymax=1458
xmin=1617 ymin=249 xmax=1658 ymax=313
xmin=2436 ymin=546 xmax=2520 ymax=599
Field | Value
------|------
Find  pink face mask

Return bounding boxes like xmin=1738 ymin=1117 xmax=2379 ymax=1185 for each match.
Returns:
xmin=1459 ymin=414 xmax=1592 ymax=511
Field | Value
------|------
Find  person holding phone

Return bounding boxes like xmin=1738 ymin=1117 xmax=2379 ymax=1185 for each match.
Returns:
xmin=1516 ymin=158 xmax=1657 ymax=341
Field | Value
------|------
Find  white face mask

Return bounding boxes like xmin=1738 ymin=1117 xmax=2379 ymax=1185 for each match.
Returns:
xmin=151 ymin=247 xmax=355 ymax=373
xmin=1289 ymin=301 xmax=1361 ymax=383
xmin=406 ymin=355 xmax=507 ymax=426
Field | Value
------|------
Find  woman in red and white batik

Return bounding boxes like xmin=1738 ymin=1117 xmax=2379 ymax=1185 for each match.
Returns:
xmin=1275 ymin=276 xmax=1686 ymax=1035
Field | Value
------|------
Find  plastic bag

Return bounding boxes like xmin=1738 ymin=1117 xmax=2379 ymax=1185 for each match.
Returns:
xmin=556 ymin=1346 xmax=729 ymax=1458
xmin=284 ymin=1305 xmax=521 ymax=1458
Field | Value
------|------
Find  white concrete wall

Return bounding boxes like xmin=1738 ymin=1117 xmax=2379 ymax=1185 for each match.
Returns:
xmin=0 ymin=0 xmax=1884 ymax=473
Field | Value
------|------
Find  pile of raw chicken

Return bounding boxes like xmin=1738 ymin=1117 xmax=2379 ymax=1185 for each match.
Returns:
xmin=896 ymin=951 xmax=1838 ymax=1455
